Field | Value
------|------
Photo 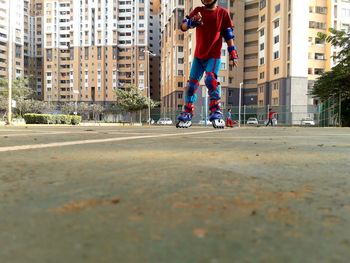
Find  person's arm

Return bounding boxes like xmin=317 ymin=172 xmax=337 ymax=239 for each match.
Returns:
xmin=222 ymin=10 xmax=238 ymax=67
xmin=180 ymin=12 xmax=203 ymax=32
xmin=224 ymin=28 xmax=238 ymax=67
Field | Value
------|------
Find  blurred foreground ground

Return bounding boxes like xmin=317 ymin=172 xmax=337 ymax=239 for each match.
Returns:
xmin=0 ymin=125 xmax=349 ymax=263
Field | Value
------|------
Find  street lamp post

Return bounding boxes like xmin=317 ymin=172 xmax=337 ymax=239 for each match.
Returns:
xmin=73 ymin=89 xmax=79 ymax=114
xmin=239 ymin=82 xmax=243 ymax=127
xmin=142 ymin=49 xmax=156 ymax=125
xmin=6 ymin=0 xmax=12 ymax=125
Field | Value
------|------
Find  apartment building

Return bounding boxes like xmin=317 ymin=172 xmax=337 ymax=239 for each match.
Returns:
xmin=160 ymin=0 xmax=186 ymax=111
xmin=24 ymin=0 xmax=44 ymax=97
xmin=256 ymin=0 xmax=349 ymax=123
xmin=0 ymin=0 xmax=25 ymax=80
xmin=38 ymin=0 xmax=160 ymax=104
xmin=227 ymin=0 xmax=259 ymax=107
xmin=257 ymin=0 xmax=310 ymax=121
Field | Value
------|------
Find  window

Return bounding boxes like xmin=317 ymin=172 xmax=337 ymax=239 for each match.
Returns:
xmin=274 ymin=67 xmax=279 ymax=75
xmin=274 ymin=35 xmax=279 ymax=44
xmin=314 ymin=68 xmax=324 ymax=75
xmin=275 ymin=4 xmax=280 ymax=13
xmin=97 ymin=47 xmax=101 ymax=60
xmin=260 ymin=0 xmax=266 ymax=9
xmin=260 ymin=43 xmax=264 ymax=50
xmin=274 ymin=19 xmax=280 ymax=28
xmin=274 ymin=51 xmax=279 ymax=59
xmin=316 ymin=6 xmax=328 ymax=14
xmin=260 ymin=15 xmax=265 ymax=23
xmin=342 ymin=8 xmax=350 ymax=17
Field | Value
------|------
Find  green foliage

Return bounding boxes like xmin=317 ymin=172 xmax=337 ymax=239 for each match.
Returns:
xmin=89 ymin=103 xmax=104 ymax=120
xmin=115 ymin=85 xmax=155 ymax=112
xmin=0 ymin=77 xmax=34 ymax=100
xmin=61 ymin=102 xmax=76 ymax=115
xmin=23 ymin=113 xmax=81 ymax=125
xmin=318 ymin=28 xmax=350 ymax=66
xmin=314 ymin=28 xmax=350 ymax=126
xmin=71 ymin=115 xmax=82 ymax=125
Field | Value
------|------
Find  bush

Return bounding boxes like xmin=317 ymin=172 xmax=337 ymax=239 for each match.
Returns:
xmin=71 ymin=115 xmax=82 ymax=125
xmin=23 ymin=113 xmax=81 ymax=125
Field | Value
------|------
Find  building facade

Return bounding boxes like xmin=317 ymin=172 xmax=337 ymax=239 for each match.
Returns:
xmin=40 ymin=0 xmax=160 ymax=104
xmin=3 ymin=0 xmax=161 ymax=105
xmin=0 ymin=0 xmax=25 ymax=80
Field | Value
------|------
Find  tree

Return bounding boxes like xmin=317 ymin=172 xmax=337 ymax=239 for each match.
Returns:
xmin=77 ymin=102 xmax=90 ymax=120
xmin=0 ymin=77 xmax=36 ymax=118
xmin=61 ymin=102 xmax=75 ymax=115
xmin=0 ymin=77 xmax=34 ymax=100
xmin=89 ymin=103 xmax=104 ymax=121
xmin=114 ymin=85 xmax=158 ymax=122
xmin=312 ymin=28 xmax=350 ymax=126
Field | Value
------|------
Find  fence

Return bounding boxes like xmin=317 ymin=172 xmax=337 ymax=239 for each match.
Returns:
xmin=93 ymin=103 xmax=341 ymax=126
xmin=2 ymin=102 xmax=340 ymax=127
xmin=318 ymin=96 xmax=342 ymax=127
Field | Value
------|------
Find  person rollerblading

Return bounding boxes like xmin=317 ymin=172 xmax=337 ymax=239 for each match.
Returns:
xmin=175 ymin=0 xmax=238 ymax=129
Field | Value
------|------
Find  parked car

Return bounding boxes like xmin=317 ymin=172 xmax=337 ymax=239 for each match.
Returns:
xmin=246 ymin=117 xmax=258 ymax=126
xmin=301 ymin=117 xmax=315 ymax=126
xmin=198 ymin=119 xmax=212 ymax=125
xmin=157 ymin=117 xmax=173 ymax=125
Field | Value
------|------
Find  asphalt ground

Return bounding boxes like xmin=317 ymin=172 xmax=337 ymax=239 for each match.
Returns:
xmin=0 ymin=125 xmax=349 ymax=263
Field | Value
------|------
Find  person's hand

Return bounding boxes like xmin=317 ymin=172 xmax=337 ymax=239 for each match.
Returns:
xmin=228 ymin=46 xmax=238 ymax=67
xmin=185 ymin=12 xmax=203 ymax=29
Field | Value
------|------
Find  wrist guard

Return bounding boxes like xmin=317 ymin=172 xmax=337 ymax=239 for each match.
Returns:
xmin=228 ymin=45 xmax=238 ymax=61
xmin=182 ymin=16 xmax=202 ymax=30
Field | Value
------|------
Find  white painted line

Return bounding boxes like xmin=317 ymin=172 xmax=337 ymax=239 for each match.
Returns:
xmin=0 ymin=129 xmax=222 ymax=152
xmin=0 ymin=132 xmax=74 ymax=137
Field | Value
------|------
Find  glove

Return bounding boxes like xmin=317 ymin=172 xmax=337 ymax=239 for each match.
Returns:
xmin=183 ymin=13 xmax=203 ymax=29
xmin=228 ymin=45 xmax=238 ymax=62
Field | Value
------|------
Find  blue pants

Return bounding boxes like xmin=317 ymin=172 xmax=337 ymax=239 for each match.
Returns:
xmin=184 ymin=57 xmax=222 ymax=113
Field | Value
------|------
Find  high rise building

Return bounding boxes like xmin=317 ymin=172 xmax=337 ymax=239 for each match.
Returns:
xmin=0 ymin=0 xmax=25 ymax=80
xmin=160 ymin=0 xmax=185 ymax=112
xmin=39 ymin=0 xmax=160 ymax=104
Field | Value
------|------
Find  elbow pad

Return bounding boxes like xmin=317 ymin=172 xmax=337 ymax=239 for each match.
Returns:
xmin=223 ymin=27 xmax=235 ymax=41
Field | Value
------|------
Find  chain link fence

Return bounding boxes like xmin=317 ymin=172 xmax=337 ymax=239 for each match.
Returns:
xmin=145 ymin=103 xmax=340 ymax=127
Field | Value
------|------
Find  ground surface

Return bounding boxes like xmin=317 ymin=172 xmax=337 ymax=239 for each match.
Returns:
xmin=0 ymin=125 xmax=349 ymax=263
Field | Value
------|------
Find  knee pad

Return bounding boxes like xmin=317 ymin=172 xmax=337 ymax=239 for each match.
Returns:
xmin=205 ymin=72 xmax=218 ymax=91
xmin=185 ymin=79 xmax=199 ymax=103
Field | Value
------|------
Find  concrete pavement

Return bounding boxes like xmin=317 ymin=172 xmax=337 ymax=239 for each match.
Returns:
xmin=0 ymin=125 xmax=349 ymax=263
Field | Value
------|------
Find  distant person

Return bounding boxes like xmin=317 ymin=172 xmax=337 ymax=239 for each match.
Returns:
xmin=266 ymin=108 xmax=276 ymax=127
xmin=226 ymin=109 xmax=233 ymax=128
